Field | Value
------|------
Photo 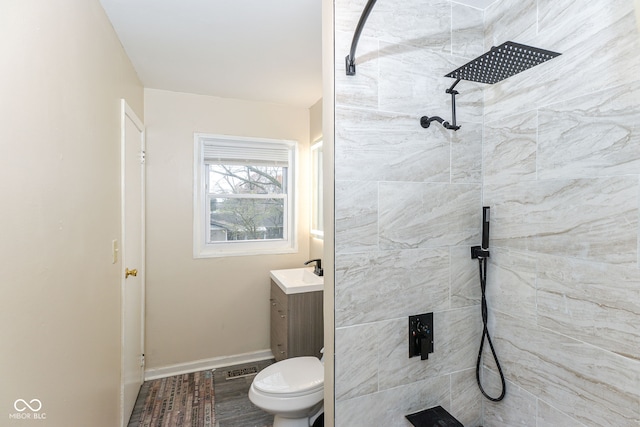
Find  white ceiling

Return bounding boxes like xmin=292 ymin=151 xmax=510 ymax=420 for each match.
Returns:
xmin=99 ymin=0 xmax=494 ymax=109
xmin=99 ymin=0 xmax=323 ymax=108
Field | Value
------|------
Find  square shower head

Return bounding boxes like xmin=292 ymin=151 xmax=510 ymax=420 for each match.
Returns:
xmin=445 ymin=41 xmax=561 ymax=84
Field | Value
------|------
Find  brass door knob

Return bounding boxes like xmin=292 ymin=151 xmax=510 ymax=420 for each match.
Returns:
xmin=125 ymin=268 xmax=138 ymax=278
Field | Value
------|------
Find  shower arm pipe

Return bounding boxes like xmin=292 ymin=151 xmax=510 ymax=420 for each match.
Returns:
xmin=345 ymin=0 xmax=378 ymax=76
xmin=446 ymin=78 xmax=461 ymax=130
xmin=420 ymin=78 xmax=462 ymax=131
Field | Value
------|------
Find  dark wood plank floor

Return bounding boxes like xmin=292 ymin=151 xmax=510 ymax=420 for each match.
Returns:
xmin=212 ymin=360 xmax=274 ymax=427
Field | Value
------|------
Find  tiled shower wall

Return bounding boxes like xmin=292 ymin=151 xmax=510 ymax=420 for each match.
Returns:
xmin=334 ymin=0 xmax=640 ymax=426
xmin=482 ymin=0 xmax=640 ymax=426
xmin=334 ymin=1 xmax=486 ymax=425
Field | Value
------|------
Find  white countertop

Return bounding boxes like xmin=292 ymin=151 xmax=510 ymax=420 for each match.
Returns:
xmin=270 ymin=267 xmax=324 ymax=295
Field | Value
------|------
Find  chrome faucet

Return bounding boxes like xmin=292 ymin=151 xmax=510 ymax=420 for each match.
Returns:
xmin=304 ymin=259 xmax=323 ymax=276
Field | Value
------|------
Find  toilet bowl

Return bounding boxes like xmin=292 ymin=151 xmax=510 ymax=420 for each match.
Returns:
xmin=249 ymin=356 xmax=324 ymax=427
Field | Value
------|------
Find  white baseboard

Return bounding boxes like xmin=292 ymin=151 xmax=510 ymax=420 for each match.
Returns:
xmin=144 ymin=349 xmax=274 ymax=381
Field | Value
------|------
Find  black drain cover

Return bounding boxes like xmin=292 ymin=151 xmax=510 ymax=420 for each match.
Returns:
xmin=406 ymin=406 xmax=464 ymax=427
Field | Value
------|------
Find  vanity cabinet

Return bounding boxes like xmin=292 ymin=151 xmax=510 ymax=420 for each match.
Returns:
xmin=270 ymin=280 xmax=323 ymax=361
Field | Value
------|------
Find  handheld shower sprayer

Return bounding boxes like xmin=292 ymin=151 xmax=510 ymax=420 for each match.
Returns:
xmin=471 ymin=206 xmax=491 ymax=259
xmin=471 ymin=206 xmax=506 ymax=402
xmin=482 ymin=206 xmax=490 ymax=250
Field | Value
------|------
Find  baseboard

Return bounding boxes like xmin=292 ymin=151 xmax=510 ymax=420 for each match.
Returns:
xmin=144 ymin=349 xmax=274 ymax=381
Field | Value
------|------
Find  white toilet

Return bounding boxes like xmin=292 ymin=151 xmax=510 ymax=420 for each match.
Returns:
xmin=249 ymin=356 xmax=324 ymax=427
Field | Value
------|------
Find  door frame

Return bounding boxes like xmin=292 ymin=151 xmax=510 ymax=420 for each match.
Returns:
xmin=119 ymin=99 xmax=146 ymax=426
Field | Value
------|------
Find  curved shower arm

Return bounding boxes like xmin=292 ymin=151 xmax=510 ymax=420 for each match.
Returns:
xmin=345 ymin=0 xmax=378 ymax=76
xmin=420 ymin=78 xmax=462 ymax=131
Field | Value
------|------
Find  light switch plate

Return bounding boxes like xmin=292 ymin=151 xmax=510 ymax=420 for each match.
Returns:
xmin=112 ymin=239 xmax=118 ymax=264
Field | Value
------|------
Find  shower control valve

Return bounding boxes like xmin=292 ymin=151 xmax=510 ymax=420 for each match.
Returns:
xmin=409 ymin=313 xmax=434 ymax=360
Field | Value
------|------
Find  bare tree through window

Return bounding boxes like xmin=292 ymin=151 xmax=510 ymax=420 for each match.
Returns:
xmin=207 ymin=164 xmax=287 ymax=242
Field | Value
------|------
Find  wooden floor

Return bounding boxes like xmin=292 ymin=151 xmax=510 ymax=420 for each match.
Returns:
xmin=128 ymin=360 xmax=274 ymax=427
xmin=212 ymin=360 xmax=274 ymax=427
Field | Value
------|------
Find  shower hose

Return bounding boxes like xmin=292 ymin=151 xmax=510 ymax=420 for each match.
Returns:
xmin=476 ymin=256 xmax=506 ymax=401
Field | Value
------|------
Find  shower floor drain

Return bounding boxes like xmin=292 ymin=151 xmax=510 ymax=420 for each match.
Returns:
xmin=225 ymin=366 xmax=259 ymax=380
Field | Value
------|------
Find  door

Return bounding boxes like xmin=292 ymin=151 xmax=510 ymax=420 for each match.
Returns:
xmin=120 ymin=100 xmax=145 ymax=426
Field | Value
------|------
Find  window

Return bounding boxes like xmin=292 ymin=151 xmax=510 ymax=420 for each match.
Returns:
xmin=194 ymin=134 xmax=297 ymax=258
xmin=310 ymin=139 xmax=323 ymax=238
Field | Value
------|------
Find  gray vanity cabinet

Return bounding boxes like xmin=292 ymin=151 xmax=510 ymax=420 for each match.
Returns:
xmin=270 ymin=280 xmax=323 ymax=362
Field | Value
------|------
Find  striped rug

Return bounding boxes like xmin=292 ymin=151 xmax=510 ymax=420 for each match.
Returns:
xmin=128 ymin=370 xmax=215 ymax=427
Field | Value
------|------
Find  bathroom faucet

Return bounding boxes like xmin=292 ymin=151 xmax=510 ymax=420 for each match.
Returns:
xmin=304 ymin=259 xmax=323 ymax=276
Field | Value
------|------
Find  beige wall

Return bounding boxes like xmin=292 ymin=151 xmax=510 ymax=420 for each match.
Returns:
xmin=0 ymin=0 xmax=143 ymax=426
xmin=144 ymin=88 xmax=313 ymax=369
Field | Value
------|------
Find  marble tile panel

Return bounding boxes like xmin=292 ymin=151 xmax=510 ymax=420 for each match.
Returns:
xmin=376 ymin=41 xmax=484 ymax=121
xmin=451 ymin=121 xmax=482 ymax=184
xmin=335 ymin=180 xmax=378 ymax=254
xmin=335 ymin=112 xmax=450 ymax=182
xmin=483 ymin=0 xmax=537 ymax=48
xmin=491 ymin=311 xmax=640 ymax=427
xmin=336 ymin=129 xmax=450 ymax=183
xmin=335 ymin=248 xmax=450 ymax=327
xmin=484 ymin=110 xmax=537 ymax=185
xmin=484 ymin=3 xmax=640 ymax=124
xmin=379 ymin=182 xmax=481 ymax=250
xmin=483 ymin=177 xmax=639 ymax=265
xmin=450 ymin=368 xmax=482 ymax=427
xmin=483 ymin=373 xmax=537 ymax=427
xmin=335 ymin=323 xmax=379 ymax=401
xmin=451 ymin=3 xmax=484 ymax=59
xmin=334 ymin=375 xmax=451 ymax=427
xmin=339 ymin=130 xmax=451 ymax=183
xmin=537 ymin=0 xmax=634 ymax=53
xmin=450 ymin=246 xmax=481 ymax=308
xmin=538 ymin=81 xmax=640 ymax=180
xmin=537 ymin=254 xmax=640 ymax=360
xmin=336 ymin=104 xmax=422 ymax=133
xmin=485 ymin=248 xmax=537 ymax=325
xmin=377 ymin=308 xmax=481 ymax=391
xmin=335 ymin=0 xmax=452 ymax=52
xmin=536 ymin=400 xmax=587 ymax=427
xmin=335 ymin=32 xmax=379 ymax=109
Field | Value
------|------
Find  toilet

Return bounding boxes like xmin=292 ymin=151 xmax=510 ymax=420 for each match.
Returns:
xmin=249 ymin=356 xmax=324 ymax=427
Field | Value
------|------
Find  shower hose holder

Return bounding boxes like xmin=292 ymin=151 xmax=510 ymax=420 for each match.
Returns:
xmin=471 ymin=246 xmax=490 ymax=259
xmin=420 ymin=78 xmax=462 ymax=131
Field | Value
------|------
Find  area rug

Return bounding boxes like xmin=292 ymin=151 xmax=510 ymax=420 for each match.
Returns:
xmin=128 ymin=370 xmax=215 ymax=427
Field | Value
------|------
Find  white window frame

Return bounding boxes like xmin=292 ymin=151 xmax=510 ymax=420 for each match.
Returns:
xmin=193 ymin=133 xmax=298 ymax=258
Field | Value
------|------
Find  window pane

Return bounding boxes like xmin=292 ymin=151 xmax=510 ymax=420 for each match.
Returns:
xmin=209 ymin=197 xmax=285 ymax=242
xmin=208 ymin=164 xmax=286 ymax=195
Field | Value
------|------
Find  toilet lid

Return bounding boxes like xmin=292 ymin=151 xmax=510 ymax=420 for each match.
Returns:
xmin=253 ymin=357 xmax=324 ymax=396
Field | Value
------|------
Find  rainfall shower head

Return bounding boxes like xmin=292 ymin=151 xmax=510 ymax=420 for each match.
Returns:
xmin=445 ymin=41 xmax=561 ymax=85
xmin=422 ymin=41 xmax=560 ymax=132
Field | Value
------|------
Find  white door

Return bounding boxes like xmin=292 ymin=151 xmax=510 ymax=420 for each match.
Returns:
xmin=120 ymin=100 xmax=145 ymax=426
